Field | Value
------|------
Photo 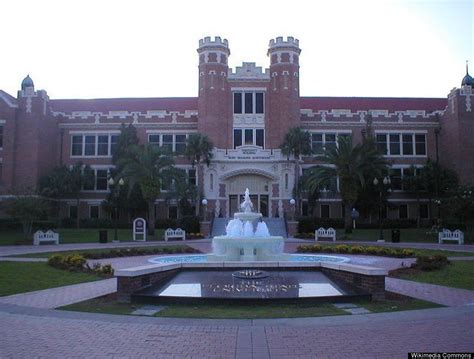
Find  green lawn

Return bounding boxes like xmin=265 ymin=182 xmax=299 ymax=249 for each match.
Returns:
xmin=0 ymin=228 xmax=165 ymax=246
xmin=391 ymin=260 xmax=474 ymax=290
xmin=0 ymin=262 xmax=101 ymax=297
xmin=359 ymin=298 xmax=442 ymax=313
xmin=60 ymin=296 xmax=441 ymax=319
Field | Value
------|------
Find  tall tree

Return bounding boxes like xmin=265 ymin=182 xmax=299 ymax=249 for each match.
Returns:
xmin=302 ymin=136 xmax=388 ymax=233
xmin=402 ymin=166 xmax=425 ymax=228
xmin=185 ymin=133 xmax=215 ymax=215
xmin=6 ymin=187 xmax=50 ymax=240
xmin=112 ymin=123 xmax=140 ymax=166
xmin=280 ymin=127 xmax=312 ymax=215
xmin=118 ymin=144 xmax=177 ymax=236
xmin=39 ymin=162 xmax=94 ymax=228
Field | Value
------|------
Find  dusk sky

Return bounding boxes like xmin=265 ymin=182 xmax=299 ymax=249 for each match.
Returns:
xmin=1 ymin=0 xmax=472 ymax=99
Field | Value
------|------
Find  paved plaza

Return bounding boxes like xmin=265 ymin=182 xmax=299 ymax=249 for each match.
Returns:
xmin=0 ymin=240 xmax=473 ymax=358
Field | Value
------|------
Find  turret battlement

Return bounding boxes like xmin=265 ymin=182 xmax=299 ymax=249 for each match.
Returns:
xmin=268 ymin=36 xmax=300 ymax=50
xmin=199 ymin=36 xmax=229 ymax=49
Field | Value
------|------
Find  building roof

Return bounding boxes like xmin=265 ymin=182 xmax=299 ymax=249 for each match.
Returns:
xmin=50 ymin=97 xmax=199 ymax=113
xmin=300 ymin=96 xmax=447 ymax=113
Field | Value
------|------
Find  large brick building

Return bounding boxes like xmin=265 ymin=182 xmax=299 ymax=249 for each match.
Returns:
xmin=0 ymin=36 xmax=473 ymax=222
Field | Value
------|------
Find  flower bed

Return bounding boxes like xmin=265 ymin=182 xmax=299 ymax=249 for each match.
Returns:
xmin=297 ymin=244 xmax=414 ymax=258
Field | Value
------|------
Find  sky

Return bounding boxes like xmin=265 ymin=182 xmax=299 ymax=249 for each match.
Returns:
xmin=1 ymin=0 xmax=472 ymax=100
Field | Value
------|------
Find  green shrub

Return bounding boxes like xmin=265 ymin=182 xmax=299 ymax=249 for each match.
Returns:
xmin=297 ymin=217 xmax=344 ymax=232
xmin=415 ymin=255 xmax=450 ymax=271
xmin=335 ymin=245 xmax=349 ymax=253
xmin=349 ymin=246 xmax=364 ymax=254
xmin=177 ymin=216 xmax=200 ymax=233
xmin=48 ymin=254 xmax=86 ymax=271
xmin=155 ymin=218 xmax=177 ymax=229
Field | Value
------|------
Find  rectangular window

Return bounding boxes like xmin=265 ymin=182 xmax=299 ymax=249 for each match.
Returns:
xmin=244 ymin=129 xmax=253 ymax=145
xmin=389 ymin=134 xmax=400 ymax=155
xmin=376 ymin=134 xmax=387 ymax=155
xmin=244 ymin=93 xmax=253 ymax=114
xmin=0 ymin=126 xmax=3 ymax=148
xmin=325 ymin=134 xmax=337 ymax=151
xmin=149 ymin=134 xmax=160 ymax=146
xmin=255 ymin=92 xmax=264 ymax=114
xmin=72 ymin=136 xmax=83 ymax=156
xmin=311 ymin=134 xmax=323 ymax=153
xmin=97 ymin=135 xmax=109 ymax=156
xmin=320 ymin=204 xmax=330 ymax=219
xmin=399 ymin=204 xmax=408 ymax=219
xmin=96 ymin=170 xmax=108 ymax=191
xmin=188 ymin=169 xmax=196 ymax=185
xmin=84 ymin=135 xmax=96 ymax=156
xmin=90 ymin=205 xmax=99 ymax=219
xmin=110 ymin=135 xmax=118 ymax=155
xmin=419 ymin=204 xmax=429 ymax=219
xmin=162 ymin=135 xmax=173 ymax=152
xmin=255 ymin=129 xmax=264 ymax=147
xmin=233 ymin=129 xmax=242 ymax=148
xmin=391 ymin=168 xmax=402 ymax=191
xmin=69 ymin=205 xmax=78 ymax=219
xmin=415 ymin=134 xmax=426 ymax=155
xmin=175 ymin=134 xmax=187 ymax=154
xmin=233 ymin=92 xmax=242 ymax=114
xmin=402 ymin=134 xmax=413 ymax=155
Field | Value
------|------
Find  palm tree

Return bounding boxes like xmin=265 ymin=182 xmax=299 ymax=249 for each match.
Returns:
xmin=280 ymin=127 xmax=312 ymax=215
xmin=402 ymin=165 xmax=424 ymax=228
xmin=303 ymin=136 xmax=388 ymax=233
xmin=118 ymin=144 xmax=177 ymax=236
xmin=185 ymin=133 xmax=215 ymax=215
xmin=39 ymin=162 xmax=94 ymax=228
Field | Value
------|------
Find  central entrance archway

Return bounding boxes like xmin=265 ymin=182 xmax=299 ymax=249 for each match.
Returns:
xmin=226 ymin=174 xmax=271 ymax=217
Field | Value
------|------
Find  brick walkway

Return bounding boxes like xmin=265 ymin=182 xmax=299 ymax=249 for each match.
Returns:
xmin=0 ymin=304 xmax=472 ymax=358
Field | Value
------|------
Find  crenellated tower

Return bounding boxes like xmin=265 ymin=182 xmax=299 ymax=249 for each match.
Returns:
xmin=197 ymin=36 xmax=232 ymax=149
xmin=267 ymin=36 xmax=301 ymax=148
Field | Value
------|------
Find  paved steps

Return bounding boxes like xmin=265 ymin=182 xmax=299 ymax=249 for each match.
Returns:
xmin=210 ymin=217 xmax=287 ymax=237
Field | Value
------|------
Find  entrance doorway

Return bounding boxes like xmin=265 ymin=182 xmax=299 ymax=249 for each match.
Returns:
xmin=229 ymin=194 xmax=269 ymax=217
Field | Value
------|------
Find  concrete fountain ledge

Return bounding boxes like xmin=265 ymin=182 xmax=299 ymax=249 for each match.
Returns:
xmin=115 ymin=261 xmax=388 ymax=302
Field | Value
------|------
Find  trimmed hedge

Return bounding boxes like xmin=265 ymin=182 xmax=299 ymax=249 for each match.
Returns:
xmin=297 ymin=244 xmax=414 ymax=258
xmin=297 ymin=217 xmax=419 ymax=232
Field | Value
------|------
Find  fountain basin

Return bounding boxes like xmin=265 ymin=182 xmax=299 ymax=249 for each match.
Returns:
xmin=210 ymin=235 xmax=286 ymax=262
xmin=233 ymin=211 xmax=262 ymax=222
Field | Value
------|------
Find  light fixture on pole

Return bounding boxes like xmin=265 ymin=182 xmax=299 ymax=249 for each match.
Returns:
xmin=373 ymin=176 xmax=391 ymax=241
xmin=201 ymin=199 xmax=208 ymax=221
xmin=109 ymin=177 xmax=125 ymax=242
xmin=290 ymin=198 xmax=296 ymax=220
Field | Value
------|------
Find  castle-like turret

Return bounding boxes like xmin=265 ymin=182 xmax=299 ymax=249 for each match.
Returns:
xmin=197 ymin=36 xmax=232 ymax=149
xmin=267 ymin=37 xmax=301 ymax=148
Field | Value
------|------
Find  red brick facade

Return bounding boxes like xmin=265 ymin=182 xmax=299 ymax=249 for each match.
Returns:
xmin=0 ymin=36 xmax=472 ymax=221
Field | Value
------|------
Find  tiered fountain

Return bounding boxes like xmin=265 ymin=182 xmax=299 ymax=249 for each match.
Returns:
xmin=207 ymin=189 xmax=287 ymax=262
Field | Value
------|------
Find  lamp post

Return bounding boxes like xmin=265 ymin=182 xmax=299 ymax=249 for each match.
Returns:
xmin=290 ymin=198 xmax=296 ymax=221
xmin=373 ymin=176 xmax=391 ymax=241
xmin=108 ymin=177 xmax=125 ymax=242
xmin=201 ymin=199 xmax=208 ymax=221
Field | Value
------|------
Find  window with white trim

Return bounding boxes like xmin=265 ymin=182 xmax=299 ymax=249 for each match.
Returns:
xmin=71 ymin=134 xmax=118 ymax=157
xmin=83 ymin=169 xmax=110 ymax=191
xmin=233 ymin=128 xmax=264 ymax=148
xmin=187 ymin=168 xmax=196 ymax=185
xmin=310 ymin=133 xmax=351 ymax=154
xmin=399 ymin=204 xmax=408 ymax=219
xmin=320 ymin=204 xmax=330 ymax=218
xmin=148 ymin=134 xmax=189 ymax=153
xmin=233 ymin=91 xmax=265 ymax=114
xmin=376 ymin=133 xmax=426 ymax=156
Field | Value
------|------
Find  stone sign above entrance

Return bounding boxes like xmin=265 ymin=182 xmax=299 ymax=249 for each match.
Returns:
xmin=214 ymin=146 xmax=284 ymax=161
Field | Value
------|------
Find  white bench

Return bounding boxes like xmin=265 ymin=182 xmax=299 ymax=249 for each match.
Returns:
xmin=33 ymin=230 xmax=59 ymax=245
xmin=315 ymin=227 xmax=336 ymax=242
xmin=438 ymin=229 xmax=464 ymax=245
xmin=164 ymin=228 xmax=186 ymax=241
